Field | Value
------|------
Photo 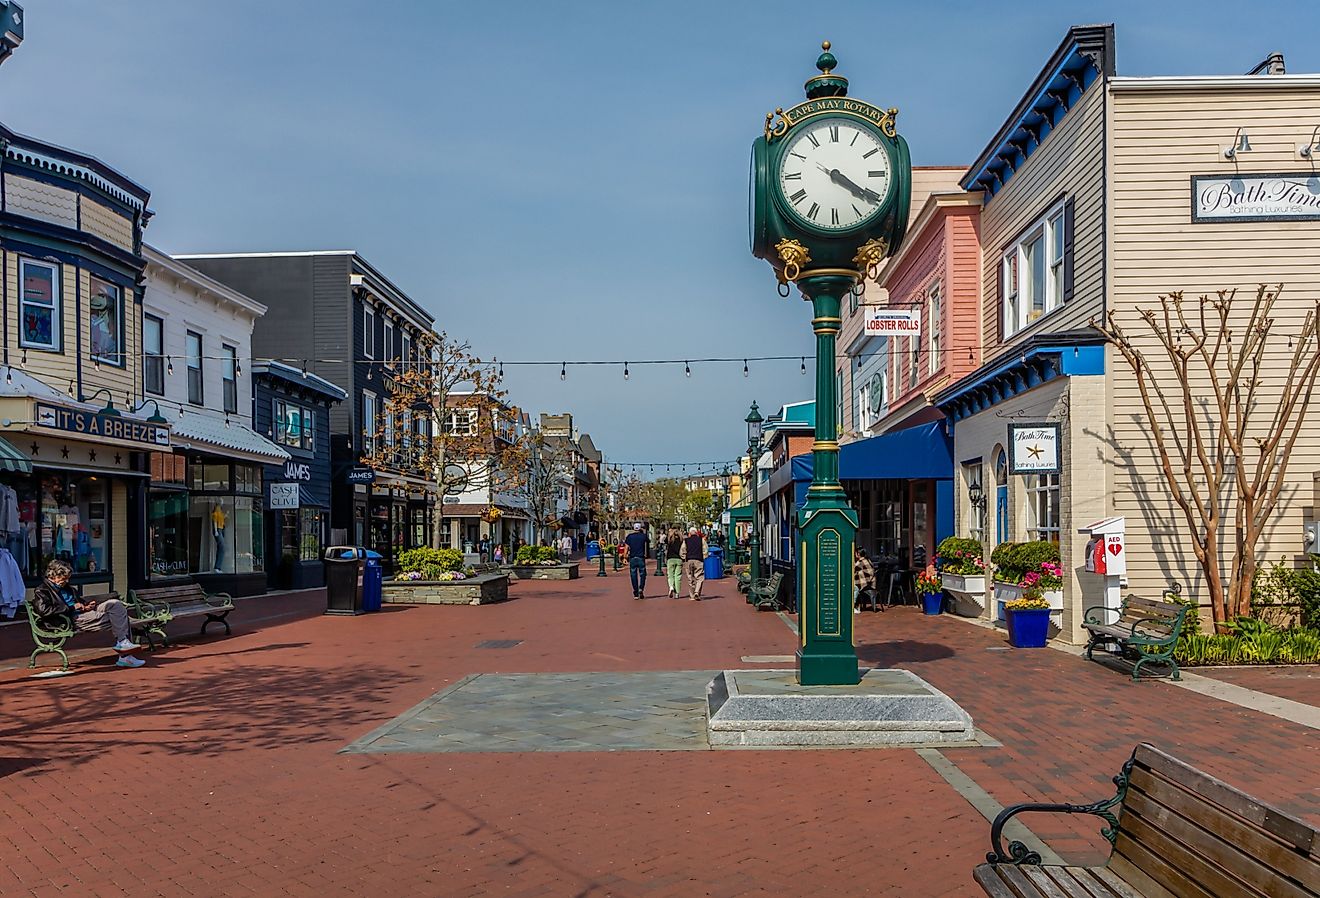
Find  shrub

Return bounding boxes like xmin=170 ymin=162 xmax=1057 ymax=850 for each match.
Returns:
xmin=990 ymin=541 xmax=1061 ymax=588
xmin=1294 ymin=566 xmax=1320 ymax=630
xmin=935 ymin=537 xmax=985 ymax=576
xmin=398 ymin=547 xmax=463 ymax=574
xmin=515 ymin=545 xmax=559 ymax=565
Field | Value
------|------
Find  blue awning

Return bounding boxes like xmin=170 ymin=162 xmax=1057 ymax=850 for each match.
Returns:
xmin=791 ymin=421 xmax=954 ymax=494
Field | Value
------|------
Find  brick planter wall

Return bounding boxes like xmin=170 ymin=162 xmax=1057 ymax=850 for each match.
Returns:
xmin=382 ymin=574 xmax=509 ymax=606
xmin=504 ymin=563 xmax=580 ymax=581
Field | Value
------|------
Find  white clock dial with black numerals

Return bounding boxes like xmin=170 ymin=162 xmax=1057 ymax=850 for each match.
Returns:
xmin=777 ymin=118 xmax=891 ymax=232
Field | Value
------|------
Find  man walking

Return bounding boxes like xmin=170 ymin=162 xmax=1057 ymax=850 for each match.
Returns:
xmin=559 ymin=532 xmax=573 ymax=563
xmin=624 ymin=523 xmax=650 ymax=599
xmin=680 ymin=525 xmax=707 ymax=601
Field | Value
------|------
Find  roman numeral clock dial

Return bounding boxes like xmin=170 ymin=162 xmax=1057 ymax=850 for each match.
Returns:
xmin=776 ymin=118 xmax=892 ymax=232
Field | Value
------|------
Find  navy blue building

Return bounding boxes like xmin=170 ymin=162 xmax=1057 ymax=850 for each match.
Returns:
xmin=252 ymin=361 xmax=346 ymax=590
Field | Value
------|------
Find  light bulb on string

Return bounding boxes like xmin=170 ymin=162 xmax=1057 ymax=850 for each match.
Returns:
xmin=166 ymin=356 xmax=174 ymax=376
xmin=801 ymin=357 xmax=806 ymax=375
xmin=19 ymin=350 xmax=27 ymax=370
xmin=623 ymin=362 xmax=630 ymax=380
xmin=4 ymin=367 xmax=11 ymax=386
xmin=94 ymin=357 xmax=101 ymax=372
xmin=685 ymin=361 xmax=691 ymax=377
xmin=743 ymin=360 xmax=749 ymax=377
xmin=235 ymin=359 xmax=242 ymax=378
xmin=67 ymin=379 xmax=75 ymax=397
xmin=560 ymin=363 xmax=567 ymax=381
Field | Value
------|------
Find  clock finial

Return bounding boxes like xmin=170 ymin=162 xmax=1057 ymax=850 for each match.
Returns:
xmin=805 ymin=40 xmax=848 ymax=99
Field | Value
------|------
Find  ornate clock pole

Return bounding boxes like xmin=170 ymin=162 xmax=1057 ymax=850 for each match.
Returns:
xmin=750 ymin=42 xmax=912 ymax=686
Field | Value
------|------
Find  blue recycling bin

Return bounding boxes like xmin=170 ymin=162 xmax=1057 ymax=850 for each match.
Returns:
xmin=704 ymin=545 xmax=725 ymax=580
xmin=586 ymin=540 xmax=601 ymax=560
xmin=362 ymin=550 xmax=384 ymax=612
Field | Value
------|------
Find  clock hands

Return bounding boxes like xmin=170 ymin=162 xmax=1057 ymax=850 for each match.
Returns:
xmin=816 ymin=163 xmax=883 ymax=204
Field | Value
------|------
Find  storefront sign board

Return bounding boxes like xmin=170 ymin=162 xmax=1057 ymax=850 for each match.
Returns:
xmin=864 ymin=308 xmax=921 ymax=335
xmin=35 ymin=402 xmax=169 ymax=447
xmin=1192 ymin=173 xmax=1320 ymax=223
xmin=1008 ymin=423 xmax=1060 ymax=474
xmin=284 ymin=461 xmax=311 ymax=481
xmin=270 ymin=482 xmax=300 ymax=509
xmin=345 ymin=466 xmax=375 ymax=484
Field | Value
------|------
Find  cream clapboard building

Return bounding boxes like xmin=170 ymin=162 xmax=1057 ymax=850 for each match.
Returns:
xmin=936 ymin=24 xmax=1320 ymax=641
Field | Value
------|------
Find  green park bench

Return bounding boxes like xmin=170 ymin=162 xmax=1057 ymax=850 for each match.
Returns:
xmin=1082 ymin=584 xmax=1193 ymax=681
xmin=25 ymin=591 xmax=154 ymax=671
xmin=973 ymin=742 xmax=1319 ymax=898
xmin=126 ymin=583 xmax=235 ymax=649
xmin=470 ymin=562 xmax=501 ymax=575
xmin=748 ymin=572 xmax=786 ymax=612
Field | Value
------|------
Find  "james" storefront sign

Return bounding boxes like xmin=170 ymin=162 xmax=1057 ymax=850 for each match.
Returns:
xmin=35 ymin=402 xmax=170 ymax=447
xmin=1192 ymin=173 xmax=1320 ymax=223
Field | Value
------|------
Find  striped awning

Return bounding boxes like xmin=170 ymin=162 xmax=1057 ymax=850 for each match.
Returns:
xmin=0 ymin=436 xmax=32 ymax=474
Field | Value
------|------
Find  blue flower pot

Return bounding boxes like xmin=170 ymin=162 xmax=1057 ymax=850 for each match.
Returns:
xmin=1005 ymin=607 xmax=1051 ymax=648
xmin=921 ymin=592 xmax=944 ymax=616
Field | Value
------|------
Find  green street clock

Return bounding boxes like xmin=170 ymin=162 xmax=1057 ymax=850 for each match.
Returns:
xmin=750 ymin=42 xmax=912 ymax=282
xmin=748 ymin=42 xmax=913 ymax=687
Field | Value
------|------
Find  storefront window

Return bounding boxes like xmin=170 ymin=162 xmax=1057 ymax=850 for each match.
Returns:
xmin=1026 ymin=473 xmax=1061 ymax=544
xmin=38 ymin=474 xmax=109 ymax=576
xmin=300 ymin=507 xmax=323 ymax=561
xmin=187 ymin=461 xmax=265 ymax=574
xmin=410 ymin=505 xmax=427 ymax=549
xmin=89 ymin=276 xmax=123 ymax=366
xmin=20 ymin=258 xmax=60 ymax=351
xmin=148 ymin=489 xmax=189 ymax=577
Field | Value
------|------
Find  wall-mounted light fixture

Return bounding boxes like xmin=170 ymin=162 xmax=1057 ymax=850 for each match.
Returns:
xmin=1299 ymin=125 xmax=1320 ymax=159
xmin=1224 ymin=127 xmax=1253 ymax=159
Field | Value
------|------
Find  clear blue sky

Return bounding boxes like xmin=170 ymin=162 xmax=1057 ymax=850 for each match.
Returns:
xmin=3 ymin=1 xmax=1318 ymax=475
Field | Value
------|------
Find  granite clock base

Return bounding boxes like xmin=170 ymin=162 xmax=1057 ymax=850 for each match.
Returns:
xmin=706 ymin=668 xmax=974 ymax=748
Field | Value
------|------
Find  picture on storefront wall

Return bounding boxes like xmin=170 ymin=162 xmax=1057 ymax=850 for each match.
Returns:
xmin=1008 ymin=422 xmax=1061 ymax=475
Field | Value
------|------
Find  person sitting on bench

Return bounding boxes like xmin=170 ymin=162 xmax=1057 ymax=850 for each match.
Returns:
xmin=854 ymin=546 xmax=877 ymax=614
xmin=29 ymin=559 xmax=145 ymax=669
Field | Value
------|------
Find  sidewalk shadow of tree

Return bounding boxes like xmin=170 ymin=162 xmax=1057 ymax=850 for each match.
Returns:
xmin=0 ymin=658 xmax=417 ymax=768
xmin=856 ymin=640 xmax=955 ymax=666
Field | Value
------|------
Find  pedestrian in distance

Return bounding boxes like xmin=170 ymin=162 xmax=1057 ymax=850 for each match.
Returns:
xmin=624 ymin=523 xmax=650 ymax=599
xmin=559 ymin=532 xmax=573 ymax=562
xmin=854 ymin=545 xmax=877 ymax=614
xmin=29 ymin=559 xmax=145 ymax=668
xmin=665 ymin=527 xmax=684 ymax=599
xmin=680 ymin=525 xmax=707 ymax=601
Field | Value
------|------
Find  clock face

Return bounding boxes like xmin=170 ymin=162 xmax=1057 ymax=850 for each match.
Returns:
xmin=776 ymin=118 xmax=892 ymax=232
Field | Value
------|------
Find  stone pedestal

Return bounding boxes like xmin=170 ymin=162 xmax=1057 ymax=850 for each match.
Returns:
xmin=706 ymin=668 xmax=974 ymax=747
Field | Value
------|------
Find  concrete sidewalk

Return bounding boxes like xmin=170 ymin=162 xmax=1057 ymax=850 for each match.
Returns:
xmin=0 ymin=570 xmax=1315 ymax=897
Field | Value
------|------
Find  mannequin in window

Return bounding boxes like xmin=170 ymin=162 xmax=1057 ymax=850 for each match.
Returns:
xmin=211 ymin=503 xmax=227 ymax=572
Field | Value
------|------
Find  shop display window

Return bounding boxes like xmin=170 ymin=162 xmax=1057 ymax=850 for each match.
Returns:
xmin=31 ymin=474 xmax=109 ymax=578
xmin=186 ymin=460 xmax=265 ymax=574
xmin=148 ymin=489 xmax=189 ymax=577
xmin=300 ymin=507 xmax=323 ymax=561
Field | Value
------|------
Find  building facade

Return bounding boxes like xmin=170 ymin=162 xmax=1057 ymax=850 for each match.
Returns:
xmin=0 ymin=120 xmax=159 ymax=600
xmin=178 ymin=251 xmax=437 ymax=573
xmin=252 ymin=362 xmax=345 ymax=590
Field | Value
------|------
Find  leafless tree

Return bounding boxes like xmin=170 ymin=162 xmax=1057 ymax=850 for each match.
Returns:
xmin=1096 ymin=285 xmax=1320 ymax=627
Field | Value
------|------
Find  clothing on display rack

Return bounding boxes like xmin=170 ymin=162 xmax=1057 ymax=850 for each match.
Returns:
xmin=0 ymin=548 xmax=23 ymax=619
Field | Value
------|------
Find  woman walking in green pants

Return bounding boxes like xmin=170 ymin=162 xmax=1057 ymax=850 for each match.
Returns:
xmin=664 ymin=527 xmax=684 ymax=599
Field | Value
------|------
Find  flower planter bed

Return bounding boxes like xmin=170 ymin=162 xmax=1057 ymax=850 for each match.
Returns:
xmin=503 ymin=563 xmax=580 ymax=581
xmin=940 ymin=573 xmax=987 ymax=617
xmin=993 ymin=583 xmax=1062 ymax=623
xmin=382 ymin=574 xmax=509 ymax=606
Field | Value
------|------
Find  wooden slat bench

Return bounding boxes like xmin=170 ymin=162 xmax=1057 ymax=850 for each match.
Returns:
xmin=470 ymin=562 xmax=501 ymax=575
xmin=748 ymin=572 xmax=785 ymax=612
xmin=1082 ymin=584 xmax=1193 ymax=681
xmin=126 ymin=583 xmax=235 ymax=649
xmin=25 ymin=591 xmax=155 ymax=671
xmin=974 ymin=742 xmax=1320 ymax=898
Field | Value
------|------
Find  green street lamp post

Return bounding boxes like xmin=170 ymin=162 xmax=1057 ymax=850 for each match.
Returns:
xmin=749 ymin=42 xmax=912 ymax=685
xmin=745 ymin=402 xmax=764 ymax=596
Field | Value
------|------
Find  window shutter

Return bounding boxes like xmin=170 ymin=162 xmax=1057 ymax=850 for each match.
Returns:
xmin=1062 ymin=197 xmax=1075 ymax=304
xmin=996 ymin=261 xmax=1006 ymax=344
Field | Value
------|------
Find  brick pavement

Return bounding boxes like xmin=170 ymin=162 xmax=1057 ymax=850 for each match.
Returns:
xmin=0 ymin=573 xmax=1315 ymax=896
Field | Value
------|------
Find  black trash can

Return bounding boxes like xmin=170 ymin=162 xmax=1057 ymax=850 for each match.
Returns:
xmin=324 ymin=546 xmax=366 ymax=615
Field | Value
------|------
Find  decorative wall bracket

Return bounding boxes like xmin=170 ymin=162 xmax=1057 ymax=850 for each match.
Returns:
xmin=852 ymin=237 xmax=889 ymax=279
xmin=774 ymin=239 xmax=812 ymax=282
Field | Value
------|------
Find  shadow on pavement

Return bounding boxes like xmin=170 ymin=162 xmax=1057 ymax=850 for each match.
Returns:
xmin=856 ymin=639 xmax=956 ymax=665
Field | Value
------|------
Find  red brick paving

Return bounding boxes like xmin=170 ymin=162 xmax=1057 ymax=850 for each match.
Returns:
xmin=1195 ymin=663 xmax=1320 ymax=706
xmin=0 ymin=575 xmax=1316 ymax=896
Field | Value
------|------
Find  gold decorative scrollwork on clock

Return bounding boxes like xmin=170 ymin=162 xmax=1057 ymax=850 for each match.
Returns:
xmin=775 ymin=238 xmax=812 ymax=281
xmin=878 ymin=107 xmax=899 ymax=139
xmin=852 ymin=237 xmax=889 ymax=279
xmin=764 ymin=107 xmax=789 ymax=143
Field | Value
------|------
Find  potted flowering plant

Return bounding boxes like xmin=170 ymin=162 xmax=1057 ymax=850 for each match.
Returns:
xmin=991 ymin=541 xmax=1063 ymax=623
xmin=915 ymin=568 xmax=944 ymax=616
xmin=1004 ymin=590 xmax=1052 ymax=648
xmin=935 ymin=537 xmax=986 ymax=615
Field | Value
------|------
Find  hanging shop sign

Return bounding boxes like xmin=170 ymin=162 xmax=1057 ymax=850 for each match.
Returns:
xmin=864 ymin=308 xmax=921 ymax=335
xmin=345 ymin=465 xmax=375 ymax=484
xmin=1008 ymin=423 xmax=1061 ymax=474
xmin=1191 ymin=173 xmax=1320 ymax=223
xmin=34 ymin=402 xmax=170 ymax=447
xmin=270 ymin=482 xmax=300 ymax=509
